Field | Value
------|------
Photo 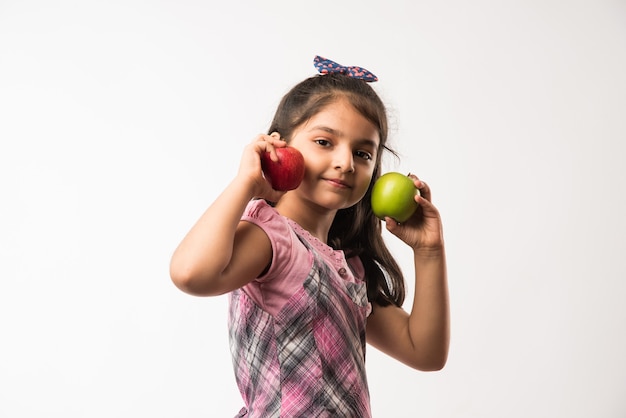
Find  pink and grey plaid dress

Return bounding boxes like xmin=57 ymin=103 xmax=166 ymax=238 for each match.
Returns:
xmin=228 ymin=200 xmax=372 ymax=417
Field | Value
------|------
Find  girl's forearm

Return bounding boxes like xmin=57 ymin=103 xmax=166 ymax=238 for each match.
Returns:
xmin=169 ymin=176 xmax=256 ymax=293
xmin=408 ymin=247 xmax=450 ymax=370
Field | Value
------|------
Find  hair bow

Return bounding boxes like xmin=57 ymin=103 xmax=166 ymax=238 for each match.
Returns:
xmin=313 ymin=55 xmax=378 ymax=82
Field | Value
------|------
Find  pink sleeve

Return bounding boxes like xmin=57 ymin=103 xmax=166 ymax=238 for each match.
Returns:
xmin=241 ymin=199 xmax=299 ymax=283
xmin=240 ymin=199 xmax=313 ymax=315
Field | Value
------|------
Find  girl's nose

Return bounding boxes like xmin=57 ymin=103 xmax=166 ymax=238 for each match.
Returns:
xmin=334 ymin=147 xmax=355 ymax=173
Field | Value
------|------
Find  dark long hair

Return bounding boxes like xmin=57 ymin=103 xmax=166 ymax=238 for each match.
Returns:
xmin=268 ymin=73 xmax=405 ymax=308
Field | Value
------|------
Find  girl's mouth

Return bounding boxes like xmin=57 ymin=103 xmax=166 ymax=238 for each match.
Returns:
xmin=325 ymin=178 xmax=351 ymax=189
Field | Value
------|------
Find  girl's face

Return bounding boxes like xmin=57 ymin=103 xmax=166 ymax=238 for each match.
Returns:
xmin=287 ymin=97 xmax=380 ymax=212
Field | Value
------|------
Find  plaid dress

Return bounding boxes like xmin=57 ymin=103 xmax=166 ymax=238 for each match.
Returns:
xmin=228 ymin=203 xmax=372 ymax=417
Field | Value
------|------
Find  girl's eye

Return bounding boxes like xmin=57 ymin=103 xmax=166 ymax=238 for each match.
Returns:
xmin=315 ymin=139 xmax=331 ymax=147
xmin=356 ymin=150 xmax=373 ymax=161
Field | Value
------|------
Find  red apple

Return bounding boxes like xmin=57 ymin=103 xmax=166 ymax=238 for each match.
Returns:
xmin=260 ymin=146 xmax=305 ymax=191
xmin=371 ymin=172 xmax=420 ymax=222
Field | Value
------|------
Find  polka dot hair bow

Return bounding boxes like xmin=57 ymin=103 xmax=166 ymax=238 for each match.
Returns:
xmin=313 ymin=55 xmax=378 ymax=82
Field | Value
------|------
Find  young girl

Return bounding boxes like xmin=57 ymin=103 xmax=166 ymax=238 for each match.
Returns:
xmin=170 ymin=56 xmax=450 ymax=417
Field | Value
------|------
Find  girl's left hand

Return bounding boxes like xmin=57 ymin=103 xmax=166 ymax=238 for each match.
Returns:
xmin=384 ymin=174 xmax=444 ymax=252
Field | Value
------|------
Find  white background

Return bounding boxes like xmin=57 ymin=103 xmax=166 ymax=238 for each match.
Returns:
xmin=1 ymin=1 xmax=625 ymax=417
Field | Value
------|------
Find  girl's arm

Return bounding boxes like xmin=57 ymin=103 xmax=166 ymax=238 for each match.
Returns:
xmin=169 ymin=135 xmax=286 ymax=296
xmin=366 ymin=177 xmax=450 ymax=371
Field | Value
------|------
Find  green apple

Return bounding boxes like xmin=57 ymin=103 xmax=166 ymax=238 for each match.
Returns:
xmin=371 ymin=172 xmax=420 ymax=222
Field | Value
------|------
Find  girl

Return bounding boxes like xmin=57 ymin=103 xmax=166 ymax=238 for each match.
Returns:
xmin=170 ymin=56 xmax=450 ymax=417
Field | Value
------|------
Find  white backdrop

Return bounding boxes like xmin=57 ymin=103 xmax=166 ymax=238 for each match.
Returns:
xmin=1 ymin=1 xmax=625 ymax=417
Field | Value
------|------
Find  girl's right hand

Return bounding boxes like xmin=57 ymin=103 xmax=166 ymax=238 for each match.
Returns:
xmin=237 ymin=132 xmax=287 ymax=202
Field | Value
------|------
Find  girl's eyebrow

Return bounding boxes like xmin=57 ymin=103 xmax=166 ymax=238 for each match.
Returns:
xmin=309 ymin=125 xmax=379 ymax=148
xmin=355 ymin=138 xmax=379 ymax=150
xmin=309 ymin=125 xmax=340 ymax=136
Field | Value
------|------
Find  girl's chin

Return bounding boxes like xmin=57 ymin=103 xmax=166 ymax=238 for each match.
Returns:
xmin=293 ymin=186 xmax=363 ymax=211
xmin=318 ymin=198 xmax=359 ymax=212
